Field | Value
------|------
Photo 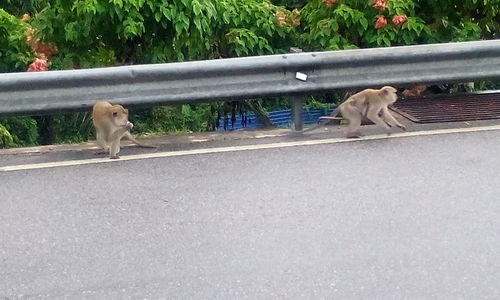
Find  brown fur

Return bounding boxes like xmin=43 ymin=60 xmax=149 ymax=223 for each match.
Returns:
xmin=318 ymin=86 xmax=406 ymax=138
xmin=92 ymin=100 xmax=156 ymax=159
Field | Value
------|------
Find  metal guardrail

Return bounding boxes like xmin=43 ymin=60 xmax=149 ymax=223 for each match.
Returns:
xmin=1 ymin=40 xmax=500 ymax=131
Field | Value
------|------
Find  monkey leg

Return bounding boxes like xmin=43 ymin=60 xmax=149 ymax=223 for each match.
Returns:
xmin=95 ymin=130 xmax=110 ymax=155
xmin=108 ymin=127 xmax=129 ymax=159
xmin=109 ymin=138 xmax=121 ymax=159
xmin=340 ymin=105 xmax=362 ymax=138
xmin=366 ymin=109 xmax=392 ymax=135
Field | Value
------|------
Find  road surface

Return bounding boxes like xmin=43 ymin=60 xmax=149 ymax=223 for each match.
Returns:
xmin=1 ymin=126 xmax=500 ymax=299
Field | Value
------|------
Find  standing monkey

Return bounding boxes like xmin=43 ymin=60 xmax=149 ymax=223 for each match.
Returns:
xmin=92 ymin=101 xmax=155 ymax=159
xmin=316 ymin=86 xmax=406 ymax=138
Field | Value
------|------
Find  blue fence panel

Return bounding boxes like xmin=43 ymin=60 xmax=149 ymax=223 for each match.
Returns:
xmin=216 ymin=107 xmax=336 ymax=131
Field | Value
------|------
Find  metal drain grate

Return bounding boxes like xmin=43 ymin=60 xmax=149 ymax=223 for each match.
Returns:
xmin=391 ymin=92 xmax=500 ymax=123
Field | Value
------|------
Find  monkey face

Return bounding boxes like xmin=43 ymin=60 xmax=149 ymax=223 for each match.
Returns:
xmin=388 ymin=91 xmax=398 ymax=104
xmin=385 ymin=87 xmax=398 ymax=103
xmin=109 ymin=105 xmax=129 ymax=127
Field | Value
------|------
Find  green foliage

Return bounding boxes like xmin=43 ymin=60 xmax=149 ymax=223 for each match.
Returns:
xmin=271 ymin=0 xmax=309 ymax=9
xmin=32 ymin=0 xmax=214 ymax=65
xmin=300 ymin=0 xmax=432 ymax=50
xmin=130 ymin=104 xmax=214 ymax=133
xmin=32 ymin=0 xmax=296 ymax=67
xmin=260 ymin=97 xmax=291 ymax=112
xmin=415 ymin=0 xmax=500 ymax=41
xmin=25 ymin=113 xmax=94 ymax=145
xmin=0 ymin=124 xmax=15 ymax=147
xmin=0 ymin=117 xmax=39 ymax=147
xmin=49 ymin=47 xmax=117 ymax=69
xmin=216 ymin=1 xmax=295 ymax=57
xmin=1 ymin=0 xmax=49 ymax=16
xmin=304 ymin=97 xmax=334 ymax=109
xmin=299 ymin=0 xmax=499 ymax=51
xmin=0 ymin=9 xmax=33 ymax=72
xmin=224 ymin=28 xmax=274 ymax=56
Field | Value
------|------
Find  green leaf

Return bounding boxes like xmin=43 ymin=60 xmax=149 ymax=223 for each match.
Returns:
xmin=359 ymin=17 xmax=368 ymax=31
xmin=175 ymin=21 xmax=184 ymax=34
xmin=222 ymin=11 xmax=230 ymax=24
xmin=162 ymin=7 xmax=171 ymax=20
xmin=193 ymin=1 xmax=202 ymax=16
xmin=194 ymin=18 xmax=202 ymax=31
xmin=112 ymin=0 xmax=123 ymax=8
xmin=154 ymin=11 xmax=161 ymax=22
xmin=115 ymin=6 xmax=124 ymax=20
xmin=383 ymin=36 xmax=391 ymax=46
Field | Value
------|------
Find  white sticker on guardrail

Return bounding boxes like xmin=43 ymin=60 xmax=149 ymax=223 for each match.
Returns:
xmin=295 ymin=72 xmax=308 ymax=81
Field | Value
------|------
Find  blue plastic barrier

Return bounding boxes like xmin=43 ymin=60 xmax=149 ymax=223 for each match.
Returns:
xmin=216 ymin=107 xmax=336 ymax=131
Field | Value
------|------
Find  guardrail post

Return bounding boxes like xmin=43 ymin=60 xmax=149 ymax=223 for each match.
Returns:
xmin=290 ymin=95 xmax=304 ymax=133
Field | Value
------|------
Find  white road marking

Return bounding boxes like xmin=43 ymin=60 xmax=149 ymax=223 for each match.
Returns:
xmin=2 ymin=124 xmax=500 ymax=172
xmin=255 ymin=134 xmax=285 ymax=139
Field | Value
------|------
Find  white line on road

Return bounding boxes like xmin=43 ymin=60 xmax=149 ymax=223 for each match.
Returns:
xmin=2 ymin=124 xmax=500 ymax=172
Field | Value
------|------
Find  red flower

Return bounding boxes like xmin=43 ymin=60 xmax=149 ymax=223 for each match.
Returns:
xmin=25 ymin=27 xmax=58 ymax=59
xmin=372 ymin=0 xmax=389 ymax=10
xmin=374 ymin=16 xmax=388 ymax=29
xmin=392 ymin=14 xmax=408 ymax=26
xmin=275 ymin=11 xmax=287 ymax=26
xmin=321 ymin=0 xmax=338 ymax=8
xmin=27 ymin=58 xmax=48 ymax=72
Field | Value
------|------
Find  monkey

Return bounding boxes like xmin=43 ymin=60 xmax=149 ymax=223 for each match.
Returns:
xmin=402 ymin=84 xmax=427 ymax=98
xmin=92 ymin=100 xmax=156 ymax=159
xmin=305 ymin=86 xmax=406 ymax=138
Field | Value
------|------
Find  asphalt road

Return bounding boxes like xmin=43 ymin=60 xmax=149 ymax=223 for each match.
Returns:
xmin=1 ymin=128 xmax=500 ymax=299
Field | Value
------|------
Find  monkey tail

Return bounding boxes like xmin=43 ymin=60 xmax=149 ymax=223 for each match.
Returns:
xmin=124 ymin=132 xmax=158 ymax=148
xmin=318 ymin=106 xmax=342 ymax=121
xmin=136 ymin=143 xmax=158 ymax=149
xmin=303 ymin=106 xmax=342 ymax=133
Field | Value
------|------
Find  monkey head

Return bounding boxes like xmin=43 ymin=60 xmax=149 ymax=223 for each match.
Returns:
xmin=108 ymin=105 xmax=130 ymax=128
xmin=379 ymin=86 xmax=398 ymax=104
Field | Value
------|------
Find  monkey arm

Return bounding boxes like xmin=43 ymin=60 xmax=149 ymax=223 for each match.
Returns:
xmin=109 ymin=126 xmax=130 ymax=141
xmin=381 ymin=107 xmax=406 ymax=130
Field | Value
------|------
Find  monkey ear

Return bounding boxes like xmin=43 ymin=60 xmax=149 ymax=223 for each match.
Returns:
xmin=384 ymin=86 xmax=397 ymax=93
xmin=380 ymin=86 xmax=396 ymax=96
xmin=379 ymin=89 xmax=389 ymax=96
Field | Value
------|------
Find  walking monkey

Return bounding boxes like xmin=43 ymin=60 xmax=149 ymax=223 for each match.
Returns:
xmin=309 ymin=86 xmax=406 ymax=138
